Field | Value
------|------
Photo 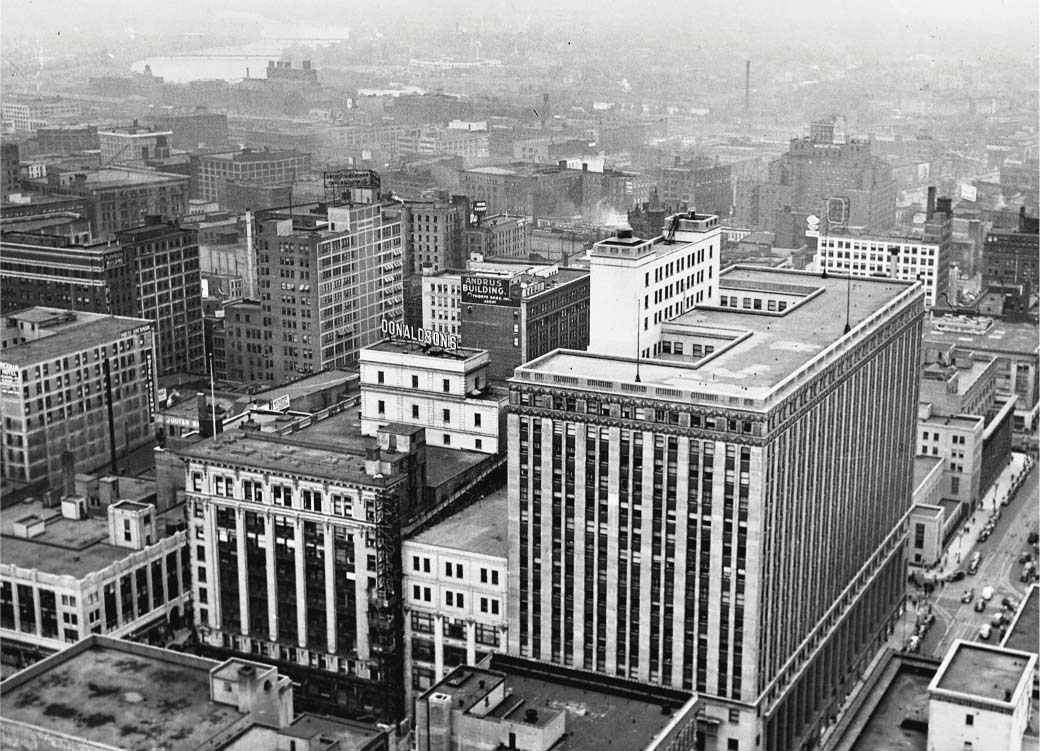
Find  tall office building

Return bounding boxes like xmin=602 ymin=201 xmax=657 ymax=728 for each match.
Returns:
xmin=588 ymin=211 xmax=721 ymax=359
xmin=507 ymin=266 xmax=925 ymax=751
xmin=752 ymin=119 xmax=896 ymax=239
xmin=1 ymin=308 xmax=157 ymax=486
xmin=249 ymin=201 xmax=404 ymax=385
xmin=408 ymin=196 xmax=469 ymax=274
xmin=115 ymin=219 xmax=206 ymax=376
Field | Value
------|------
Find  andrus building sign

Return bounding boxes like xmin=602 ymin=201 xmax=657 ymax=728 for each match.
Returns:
xmin=461 ymin=274 xmax=518 ymax=307
xmin=381 ymin=319 xmax=460 ymax=350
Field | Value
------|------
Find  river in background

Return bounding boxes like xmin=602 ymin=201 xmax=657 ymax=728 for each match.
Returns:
xmin=131 ymin=22 xmax=351 ymax=83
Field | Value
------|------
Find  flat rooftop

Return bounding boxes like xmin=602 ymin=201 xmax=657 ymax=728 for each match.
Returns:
xmin=517 ymin=267 xmax=916 ymax=404
xmin=408 ymin=486 xmax=507 ymax=558
xmin=0 ymin=639 xmax=246 ymax=749
xmin=926 ymin=316 xmax=1039 ymax=356
xmin=250 ymin=369 xmax=358 ymax=403
xmin=0 ymin=496 xmax=180 ymax=579
xmin=913 ymin=455 xmax=943 ymax=490
xmin=489 ymin=657 xmax=692 ymax=751
xmin=366 ymin=339 xmax=485 ymax=362
xmin=846 ymin=657 xmax=934 ymax=751
xmin=933 ymin=641 xmax=1033 ymax=702
xmin=60 ymin=167 xmax=188 ymax=187
xmin=176 ymin=428 xmax=375 ymax=485
xmin=1002 ymin=585 xmax=1039 ymax=655
xmin=2 ymin=308 xmax=151 ymax=367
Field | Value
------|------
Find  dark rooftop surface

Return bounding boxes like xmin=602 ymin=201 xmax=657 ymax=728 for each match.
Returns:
xmin=0 ymin=643 xmax=245 ymax=749
xmin=408 ymin=486 xmax=508 ymax=558
xmin=0 ymin=497 xmax=180 ymax=578
xmin=366 ymin=339 xmax=487 ymax=361
xmin=519 ymin=267 xmax=916 ymax=402
xmin=1 ymin=308 xmax=151 ymax=367
xmin=934 ymin=642 xmax=1032 ymax=702
xmin=250 ymin=369 xmax=359 ymax=403
xmin=178 ymin=428 xmax=375 ymax=485
xmin=848 ymin=663 xmax=932 ymax=751
xmin=499 ymin=668 xmax=688 ymax=750
xmin=59 ymin=167 xmax=188 ymax=187
xmin=1003 ymin=585 xmax=1039 ymax=655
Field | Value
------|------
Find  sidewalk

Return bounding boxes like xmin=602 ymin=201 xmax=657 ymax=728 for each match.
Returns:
xmin=932 ymin=452 xmax=1035 ymax=579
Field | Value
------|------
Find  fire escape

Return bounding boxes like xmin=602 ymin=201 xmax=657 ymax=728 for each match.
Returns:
xmin=367 ymin=487 xmax=405 ymax=721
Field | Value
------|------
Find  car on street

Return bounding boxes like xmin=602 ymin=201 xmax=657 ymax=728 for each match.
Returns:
xmin=974 ymin=598 xmax=986 ymax=612
xmin=948 ymin=570 xmax=966 ymax=582
xmin=961 ymin=588 xmax=974 ymax=603
xmin=1002 ymin=597 xmax=1019 ymax=611
xmin=1020 ymin=551 xmax=1033 ymax=564
xmin=982 ymin=586 xmax=994 ymax=600
xmin=969 ymin=553 xmax=982 ymax=574
xmin=1028 ymin=530 xmax=1039 ymax=545
xmin=979 ymin=624 xmax=992 ymax=640
xmin=991 ymin=611 xmax=1007 ymax=627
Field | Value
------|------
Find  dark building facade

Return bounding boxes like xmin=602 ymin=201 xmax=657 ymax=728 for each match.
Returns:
xmin=155 ymin=112 xmax=229 ymax=151
xmin=0 ymin=232 xmax=138 ymax=315
xmin=2 ymin=140 xmax=20 ymax=198
xmin=659 ymin=159 xmax=734 ymax=217
xmin=34 ymin=125 xmax=101 ymax=155
xmin=982 ymin=208 xmax=1039 ymax=320
xmin=115 ymin=219 xmax=206 ymax=376
xmin=40 ymin=167 xmax=190 ymax=240
xmin=459 ymin=267 xmax=589 ymax=381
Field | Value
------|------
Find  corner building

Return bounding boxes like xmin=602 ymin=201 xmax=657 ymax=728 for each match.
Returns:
xmin=507 ymin=267 xmax=925 ymax=751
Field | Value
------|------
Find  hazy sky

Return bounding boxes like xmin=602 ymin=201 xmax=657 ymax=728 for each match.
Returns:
xmin=3 ymin=0 xmax=1038 ymax=62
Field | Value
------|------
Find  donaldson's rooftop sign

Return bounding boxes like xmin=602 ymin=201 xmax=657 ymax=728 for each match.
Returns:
xmin=382 ymin=319 xmax=460 ymax=351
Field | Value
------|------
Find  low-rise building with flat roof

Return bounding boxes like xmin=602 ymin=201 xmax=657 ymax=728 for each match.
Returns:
xmin=926 ymin=315 xmax=1039 ymax=446
xmin=928 ymin=640 xmax=1037 ymax=751
xmin=0 ymin=495 xmax=188 ymax=670
xmin=360 ymin=339 xmax=507 ymax=454
xmin=0 ymin=634 xmax=391 ymax=750
xmin=414 ymin=656 xmax=701 ymax=751
xmin=403 ymin=488 xmax=508 ymax=704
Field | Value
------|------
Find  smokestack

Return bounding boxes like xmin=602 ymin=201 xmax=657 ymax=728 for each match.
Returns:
xmin=926 ymin=186 xmax=936 ymax=219
xmin=102 ymin=358 xmax=118 ymax=475
xmin=745 ymin=60 xmax=751 ymax=112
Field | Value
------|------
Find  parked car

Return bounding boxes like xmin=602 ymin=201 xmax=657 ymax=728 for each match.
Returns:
xmin=1019 ymin=551 xmax=1033 ymax=564
xmin=982 ymin=586 xmax=994 ymax=601
xmin=979 ymin=624 xmax=992 ymax=640
xmin=906 ymin=635 xmax=921 ymax=653
xmin=974 ymin=598 xmax=986 ymax=612
xmin=1027 ymin=530 xmax=1039 ymax=545
xmin=948 ymin=570 xmax=966 ymax=582
xmin=961 ymin=589 xmax=975 ymax=604
xmin=1002 ymin=597 xmax=1019 ymax=611
xmin=991 ymin=611 xmax=1007 ymax=627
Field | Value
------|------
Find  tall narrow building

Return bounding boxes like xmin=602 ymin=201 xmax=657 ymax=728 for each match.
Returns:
xmin=507 ymin=266 xmax=925 ymax=751
xmin=248 ymin=201 xmax=404 ymax=385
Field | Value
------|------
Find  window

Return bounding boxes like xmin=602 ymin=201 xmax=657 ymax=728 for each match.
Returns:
xmin=445 ymin=561 xmax=453 ymax=577
xmin=728 ymin=708 xmax=739 ymax=723
xmin=412 ymin=555 xmax=421 ymax=572
xmin=377 ymin=400 xmax=385 ymax=415
xmin=443 ymin=434 xmax=451 ymax=445
xmin=442 ymin=379 xmax=450 ymax=393
xmin=377 ymin=370 xmax=385 ymax=384
xmin=442 ymin=408 xmax=451 ymax=423
xmin=412 ymin=404 xmax=420 ymax=418
xmin=965 ymin=714 xmax=974 ymax=726
xmin=474 ymin=413 xmax=482 ymax=427
xmin=411 ymin=375 xmax=419 ymax=388
xmin=727 ymin=741 xmax=739 ymax=751
xmin=455 ymin=563 xmax=463 ymax=578
xmin=475 ymin=439 xmax=483 ymax=450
